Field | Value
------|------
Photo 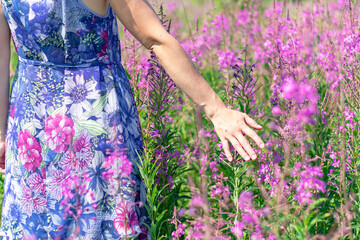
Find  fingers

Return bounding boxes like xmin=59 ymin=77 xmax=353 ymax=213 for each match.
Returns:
xmin=241 ymin=126 xmax=265 ymax=149
xmin=233 ymin=133 xmax=257 ymax=160
xmin=244 ymin=114 xmax=262 ymax=130
xmin=226 ymin=135 xmax=250 ymax=161
xmin=220 ymin=138 xmax=233 ymax=162
xmin=216 ymin=111 xmax=265 ymax=162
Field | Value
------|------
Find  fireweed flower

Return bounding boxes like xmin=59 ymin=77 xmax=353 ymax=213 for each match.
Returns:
xmin=271 ymin=106 xmax=283 ymax=115
xmin=166 ymin=1 xmax=178 ymax=13
xmin=185 ymin=220 xmax=205 ymax=240
xmin=231 ymin=221 xmax=245 ymax=238
xmin=103 ymin=151 xmax=133 ymax=178
xmin=234 ymin=190 xmax=273 ymax=237
xmin=118 ymin=0 xmax=358 ymax=238
xmin=189 ymin=194 xmax=205 ymax=207
xmin=171 ymin=223 xmax=186 ymax=240
xmin=217 ymin=49 xmax=241 ymax=71
xmin=113 ymin=199 xmax=140 ymax=235
xmin=293 ymin=164 xmax=326 ymax=204
xmin=102 ymin=147 xmax=134 ymax=201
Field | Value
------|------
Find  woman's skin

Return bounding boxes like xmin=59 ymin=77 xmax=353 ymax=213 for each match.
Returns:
xmin=0 ymin=3 xmax=10 ymax=175
xmin=0 ymin=0 xmax=265 ymax=175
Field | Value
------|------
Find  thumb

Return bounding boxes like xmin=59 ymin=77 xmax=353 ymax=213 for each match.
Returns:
xmin=244 ymin=114 xmax=262 ymax=129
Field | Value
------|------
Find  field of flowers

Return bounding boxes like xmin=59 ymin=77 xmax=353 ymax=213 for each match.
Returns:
xmin=2 ymin=0 xmax=360 ymax=239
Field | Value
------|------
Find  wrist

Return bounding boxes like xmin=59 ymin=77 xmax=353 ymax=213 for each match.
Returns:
xmin=201 ymin=93 xmax=227 ymax=121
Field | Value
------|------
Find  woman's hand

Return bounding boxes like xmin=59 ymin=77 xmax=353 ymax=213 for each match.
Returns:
xmin=0 ymin=140 xmax=5 ymax=174
xmin=210 ymin=107 xmax=265 ymax=162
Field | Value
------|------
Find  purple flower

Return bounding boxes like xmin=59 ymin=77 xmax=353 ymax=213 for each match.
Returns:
xmin=238 ymin=191 xmax=253 ymax=211
xmin=294 ymin=165 xmax=326 ymax=204
xmin=189 ymin=194 xmax=205 ymax=207
xmin=171 ymin=223 xmax=186 ymax=239
xmin=281 ymin=77 xmax=298 ymax=100
xmin=231 ymin=221 xmax=244 ymax=238
xmin=272 ymin=106 xmax=283 ymax=115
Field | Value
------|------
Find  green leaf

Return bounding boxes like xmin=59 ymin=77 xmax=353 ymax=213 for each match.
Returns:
xmin=53 ymin=153 xmax=62 ymax=165
xmin=309 ymin=212 xmax=331 ymax=230
xmin=90 ymin=94 xmax=107 ymax=116
xmin=124 ymin=68 xmax=131 ymax=80
xmin=156 ymin=209 xmax=168 ymax=223
xmin=47 ymin=106 xmax=55 ymax=116
xmin=304 ymin=211 xmax=316 ymax=228
xmin=24 ymin=170 xmax=30 ymax=179
xmin=22 ymin=122 xmax=36 ymax=136
xmin=39 ymin=161 xmax=47 ymax=168
xmin=293 ymin=223 xmax=305 ymax=238
xmin=52 ymin=105 xmax=67 ymax=116
xmin=74 ymin=120 xmax=85 ymax=132
xmin=74 ymin=119 xmax=108 ymax=136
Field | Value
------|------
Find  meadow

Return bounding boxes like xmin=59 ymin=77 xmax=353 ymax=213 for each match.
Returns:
xmin=2 ymin=0 xmax=360 ymax=239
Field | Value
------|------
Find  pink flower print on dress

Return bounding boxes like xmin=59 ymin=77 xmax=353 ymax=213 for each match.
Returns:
xmin=41 ymin=165 xmax=46 ymax=179
xmin=73 ymin=129 xmax=93 ymax=171
xmin=45 ymin=114 xmax=75 ymax=153
xmin=9 ymin=104 xmax=15 ymax=118
xmin=47 ymin=163 xmax=67 ymax=201
xmin=99 ymin=30 xmax=109 ymax=58
xmin=18 ymin=129 xmax=43 ymax=171
xmin=22 ymin=234 xmax=37 ymax=240
xmin=20 ymin=178 xmax=47 ymax=216
xmin=58 ymin=130 xmax=93 ymax=171
xmin=27 ymin=171 xmax=46 ymax=195
xmin=113 ymin=200 xmax=140 ymax=235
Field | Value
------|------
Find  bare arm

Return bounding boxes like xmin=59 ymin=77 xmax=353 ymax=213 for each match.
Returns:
xmin=0 ymin=3 xmax=10 ymax=141
xmin=109 ymin=0 xmax=225 ymax=120
xmin=0 ymin=3 xmax=10 ymax=174
xmin=109 ymin=0 xmax=265 ymax=161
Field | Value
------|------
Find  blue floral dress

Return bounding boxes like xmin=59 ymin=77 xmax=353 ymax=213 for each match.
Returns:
xmin=0 ymin=0 xmax=151 ymax=239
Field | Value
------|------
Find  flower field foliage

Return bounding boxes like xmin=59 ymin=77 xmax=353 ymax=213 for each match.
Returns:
xmin=2 ymin=0 xmax=360 ymax=239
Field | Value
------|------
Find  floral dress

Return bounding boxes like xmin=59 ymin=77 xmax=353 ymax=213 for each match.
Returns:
xmin=0 ymin=0 xmax=151 ymax=239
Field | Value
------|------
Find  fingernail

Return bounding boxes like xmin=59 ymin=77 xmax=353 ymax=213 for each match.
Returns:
xmin=260 ymin=143 xmax=264 ymax=148
xmin=251 ymin=155 xmax=257 ymax=160
xmin=245 ymin=156 xmax=250 ymax=161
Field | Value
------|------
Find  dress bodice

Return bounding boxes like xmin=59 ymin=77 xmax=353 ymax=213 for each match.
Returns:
xmin=1 ymin=0 xmax=121 ymax=67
